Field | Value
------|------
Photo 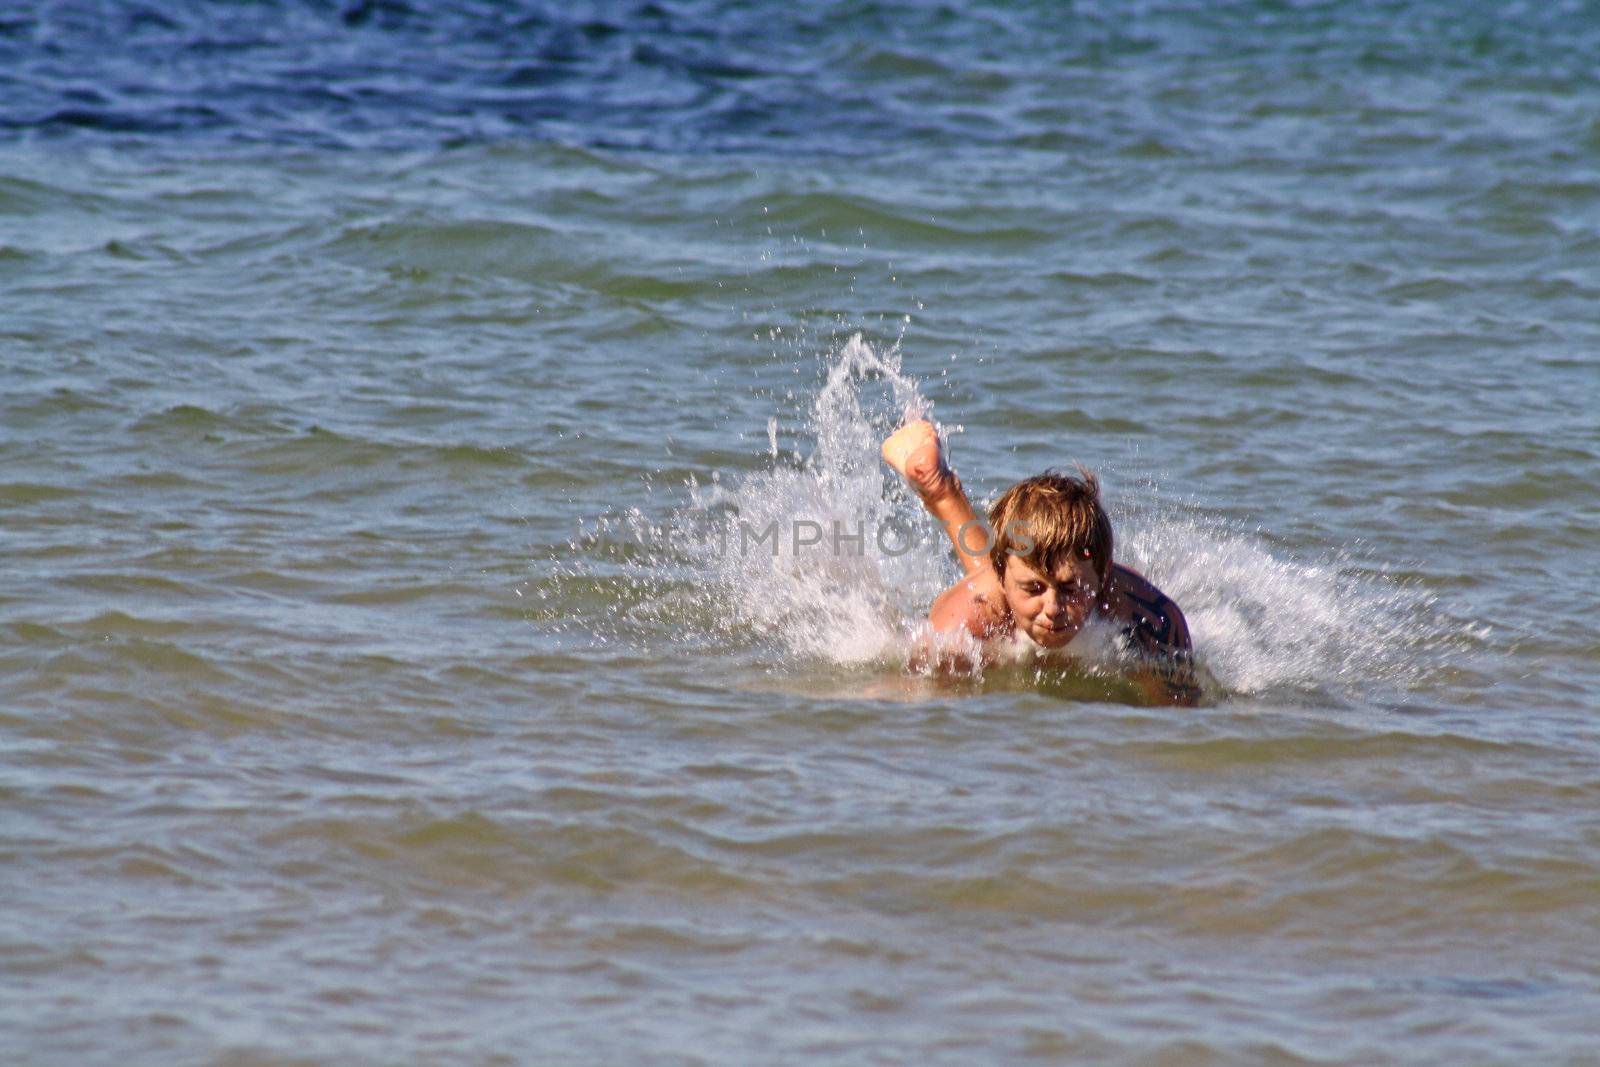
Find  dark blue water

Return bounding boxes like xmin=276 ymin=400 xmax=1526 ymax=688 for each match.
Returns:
xmin=7 ymin=1 xmax=1599 ymax=154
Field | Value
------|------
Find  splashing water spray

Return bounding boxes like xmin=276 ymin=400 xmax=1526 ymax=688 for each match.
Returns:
xmin=550 ymin=333 xmax=1462 ymax=702
xmin=689 ymin=334 xmax=951 ymax=666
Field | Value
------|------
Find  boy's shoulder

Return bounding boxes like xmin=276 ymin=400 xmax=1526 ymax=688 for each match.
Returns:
xmin=1106 ymin=565 xmax=1200 ymax=705
xmin=1106 ymin=564 xmax=1191 ymax=656
xmin=930 ymin=568 xmax=1011 ymax=640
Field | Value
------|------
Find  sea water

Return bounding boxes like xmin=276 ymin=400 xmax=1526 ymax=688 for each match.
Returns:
xmin=3 ymin=2 xmax=1600 ymax=1064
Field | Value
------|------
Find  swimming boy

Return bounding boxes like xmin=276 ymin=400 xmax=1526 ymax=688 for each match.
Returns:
xmin=882 ymin=419 xmax=1199 ymax=705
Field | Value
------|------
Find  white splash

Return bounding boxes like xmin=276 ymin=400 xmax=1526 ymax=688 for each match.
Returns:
xmin=678 ymin=333 xmax=1455 ymax=699
xmin=691 ymin=334 xmax=949 ymax=665
xmin=1120 ymin=511 xmax=1454 ymax=696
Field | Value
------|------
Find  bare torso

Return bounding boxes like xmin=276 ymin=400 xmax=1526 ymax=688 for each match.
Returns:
xmin=935 ymin=561 xmax=1187 ymax=650
xmin=883 ymin=419 xmax=1198 ymax=704
xmin=929 ymin=563 xmax=1198 ymax=704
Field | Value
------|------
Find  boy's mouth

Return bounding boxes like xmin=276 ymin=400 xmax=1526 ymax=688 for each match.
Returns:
xmin=1032 ymin=622 xmax=1073 ymax=642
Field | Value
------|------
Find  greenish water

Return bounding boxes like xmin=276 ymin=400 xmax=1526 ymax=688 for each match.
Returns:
xmin=4 ymin=2 xmax=1600 ymax=1064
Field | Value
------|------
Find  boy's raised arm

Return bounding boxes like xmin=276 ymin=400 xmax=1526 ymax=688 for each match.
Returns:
xmin=880 ymin=420 xmax=991 ymax=578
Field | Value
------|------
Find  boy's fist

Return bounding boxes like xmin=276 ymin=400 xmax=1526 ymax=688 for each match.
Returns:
xmin=881 ymin=420 xmax=952 ymax=499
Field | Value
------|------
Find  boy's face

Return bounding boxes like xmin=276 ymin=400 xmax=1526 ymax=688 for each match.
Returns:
xmin=1001 ymin=554 xmax=1102 ymax=648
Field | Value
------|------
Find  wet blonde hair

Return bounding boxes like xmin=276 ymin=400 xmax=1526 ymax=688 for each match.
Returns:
xmin=986 ymin=468 xmax=1113 ymax=582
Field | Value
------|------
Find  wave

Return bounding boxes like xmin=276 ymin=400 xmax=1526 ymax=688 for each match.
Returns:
xmin=547 ymin=332 xmax=1463 ymax=704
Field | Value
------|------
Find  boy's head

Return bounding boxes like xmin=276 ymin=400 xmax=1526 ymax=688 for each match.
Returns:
xmin=986 ymin=469 xmax=1114 ymax=647
xmin=987 ymin=468 xmax=1113 ymax=582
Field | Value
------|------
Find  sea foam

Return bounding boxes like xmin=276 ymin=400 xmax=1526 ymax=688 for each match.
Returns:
xmin=681 ymin=334 xmax=1455 ymax=700
xmin=553 ymin=333 xmax=1456 ymax=702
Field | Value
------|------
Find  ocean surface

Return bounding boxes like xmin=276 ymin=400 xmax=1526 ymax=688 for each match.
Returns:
xmin=4 ymin=1 xmax=1600 ymax=1063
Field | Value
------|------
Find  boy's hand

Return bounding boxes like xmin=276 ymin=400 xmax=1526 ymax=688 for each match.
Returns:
xmin=884 ymin=419 xmax=993 ymax=581
xmin=881 ymin=420 xmax=955 ymax=500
